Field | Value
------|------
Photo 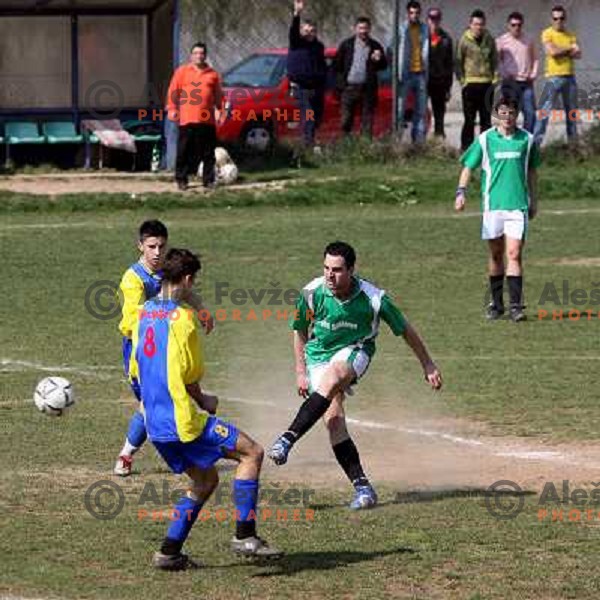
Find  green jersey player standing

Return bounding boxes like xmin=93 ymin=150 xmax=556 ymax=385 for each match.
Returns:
xmin=455 ymin=96 xmax=541 ymax=322
xmin=268 ymin=241 xmax=442 ymax=509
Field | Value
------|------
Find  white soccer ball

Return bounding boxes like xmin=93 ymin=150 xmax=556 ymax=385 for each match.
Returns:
xmin=218 ymin=163 xmax=239 ymax=185
xmin=33 ymin=376 xmax=75 ymax=416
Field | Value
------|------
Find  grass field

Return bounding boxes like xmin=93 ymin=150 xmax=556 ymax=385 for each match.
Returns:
xmin=2 ymin=148 xmax=600 ymax=599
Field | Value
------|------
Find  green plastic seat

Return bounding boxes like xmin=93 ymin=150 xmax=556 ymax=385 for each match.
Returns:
xmin=5 ymin=121 xmax=45 ymax=144
xmin=122 ymin=119 xmax=162 ymax=142
xmin=131 ymin=134 xmax=162 ymax=142
xmin=43 ymin=121 xmax=83 ymax=144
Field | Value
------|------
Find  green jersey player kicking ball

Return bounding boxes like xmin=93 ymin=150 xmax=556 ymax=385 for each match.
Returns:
xmin=456 ymin=96 xmax=541 ymax=322
xmin=268 ymin=241 xmax=442 ymax=509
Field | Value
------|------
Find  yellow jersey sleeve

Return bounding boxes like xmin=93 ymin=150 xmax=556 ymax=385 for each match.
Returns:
xmin=171 ymin=307 xmax=205 ymax=385
xmin=165 ymin=309 xmax=206 ymax=442
xmin=118 ymin=269 xmax=145 ymax=338
xmin=129 ymin=309 xmax=141 ymax=382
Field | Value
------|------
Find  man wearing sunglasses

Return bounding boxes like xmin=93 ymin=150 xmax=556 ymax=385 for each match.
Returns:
xmin=534 ymin=5 xmax=581 ymax=145
xmin=496 ymin=12 xmax=538 ymax=133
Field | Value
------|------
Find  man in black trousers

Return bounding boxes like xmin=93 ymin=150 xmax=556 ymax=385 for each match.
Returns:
xmin=287 ymin=0 xmax=327 ymax=150
xmin=427 ymin=7 xmax=453 ymax=138
xmin=336 ymin=17 xmax=388 ymax=137
xmin=166 ymin=42 xmax=223 ymax=191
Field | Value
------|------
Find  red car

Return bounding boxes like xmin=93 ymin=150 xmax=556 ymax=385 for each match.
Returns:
xmin=218 ymin=47 xmax=426 ymax=150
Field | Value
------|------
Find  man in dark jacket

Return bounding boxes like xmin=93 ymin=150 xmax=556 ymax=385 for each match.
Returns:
xmin=287 ymin=0 xmax=327 ymax=148
xmin=336 ymin=17 xmax=388 ymax=137
xmin=427 ymin=7 xmax=453 ymax=138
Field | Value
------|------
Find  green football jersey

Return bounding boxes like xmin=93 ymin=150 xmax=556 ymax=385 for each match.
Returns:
xmin=291 ymin=276 xmax=407 ymax=365
xmin=461 ymin=127 xmax=541 ymax=212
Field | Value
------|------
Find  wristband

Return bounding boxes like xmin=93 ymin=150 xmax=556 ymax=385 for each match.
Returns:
xmin=456 ymin=186 xmax=467 ymax=197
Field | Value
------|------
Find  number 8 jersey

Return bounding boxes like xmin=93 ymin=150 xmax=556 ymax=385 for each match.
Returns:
xmin=130 ymin=297 xmax=206 ymax=443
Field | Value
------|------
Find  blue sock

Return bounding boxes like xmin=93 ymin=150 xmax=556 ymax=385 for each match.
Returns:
xmin=126 ymin=411 xmax=147 ymax=448
xmin=233 ymin=479 xmax=259 ymax=539
xmin=164 ymin=495 xmax=203 ymax=550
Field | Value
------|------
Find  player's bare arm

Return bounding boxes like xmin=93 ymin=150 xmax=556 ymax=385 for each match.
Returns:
xmin=293 ymin=330 xmax=310 ymax=398
xmin=455 ymin=167 xmax=471 ymax=211
xmin=186 ymin=382 xmax=218 ymax=414
xmin=402 ymin=323 xmax=443 ymax=390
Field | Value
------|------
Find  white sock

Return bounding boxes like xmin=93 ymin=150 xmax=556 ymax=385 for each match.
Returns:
xmin=120 ymin=439 xmax=138 ymax=457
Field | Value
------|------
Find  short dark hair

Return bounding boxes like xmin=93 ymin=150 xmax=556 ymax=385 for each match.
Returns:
xmin=552 ymin=5 xmax=566 ymax=15
xmin=162 ymin=248 xmax=201 ymax=284
xmin=303 ymin=18 xmax=317 ymax=28
xmin=494 ymin=97 xmax=519 ymax=113
xmin=324 ymin=241 xmax=356 ymax=269
xmin=139 ymin=220 xmax=168 ymax=241
xmin=191 ymin=42 xmax=207 ymax=53
xmin=406 ymin=1 xmax=421 ymax=10
xmin=470 ymin=9 xmax=486 ymax=21
xmin=507 ymin=11 xmax=523 ymax=22
xmin=355 ymin=16 xmax=371 ymax=27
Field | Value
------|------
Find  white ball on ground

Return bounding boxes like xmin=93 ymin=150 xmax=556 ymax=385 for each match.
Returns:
xmin=199 ymin=146 xmax=239 ymax=186
xmin=33 ymin=376 xmax=75 ymax=416
xmin=218 ymin=163 xmax=239 ymax=185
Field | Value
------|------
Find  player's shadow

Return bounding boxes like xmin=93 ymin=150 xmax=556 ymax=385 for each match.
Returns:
xmin=307 ymin=487 xmax=535 ymax=511
xmin=387 ymin=487 xmax=535 ymax=507
xmin=250 ymin=547 xmax=416 ymax=577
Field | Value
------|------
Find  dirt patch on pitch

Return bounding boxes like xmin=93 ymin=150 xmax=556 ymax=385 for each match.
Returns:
xmin=0 ymin=173 xmax=300 ymax=196
xmin=0 ymin=172 xmax=410 ymax=197
xmin=0 ymin=175 xmax=200 ymax=196
xmin=535 ymin=257 xmax=600 ymax=267
xmin=245 ymin=399 xmax=600 ymax=494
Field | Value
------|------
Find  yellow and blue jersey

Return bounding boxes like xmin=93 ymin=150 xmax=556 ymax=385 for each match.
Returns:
xmin=130 ymin=298 xmax=207 ymax=443
xmin=118 ymin=262 xmax=163 ymax=339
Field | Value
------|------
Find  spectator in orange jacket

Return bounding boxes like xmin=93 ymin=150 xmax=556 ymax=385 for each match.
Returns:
xmin=166 ymin=42 xmax=223 ymax=191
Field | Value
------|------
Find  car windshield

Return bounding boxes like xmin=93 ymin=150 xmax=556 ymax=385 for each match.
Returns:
xmin=223 ymin=54 xmax=286 ymax=88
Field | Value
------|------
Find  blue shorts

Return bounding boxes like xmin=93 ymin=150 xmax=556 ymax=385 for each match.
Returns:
xmin=153 ymin=417 xmax=240 ymax=474
xmin=122 ymin=337 xmax=141 ymax=401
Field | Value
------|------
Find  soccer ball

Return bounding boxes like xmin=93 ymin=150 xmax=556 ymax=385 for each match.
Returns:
xmin=218 ymin=163 xmax=239 ymax=185
xmin=198 ymin=147 xmax=239 ymax=186
xmin=33 ymin=376 xmax=75 ymax=416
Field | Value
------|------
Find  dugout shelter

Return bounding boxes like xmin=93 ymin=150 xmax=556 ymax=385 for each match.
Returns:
xmin=0 ymin=0 xmax=179 ymax=167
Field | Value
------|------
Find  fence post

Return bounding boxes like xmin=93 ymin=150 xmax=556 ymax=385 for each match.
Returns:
xmin=392 ymin=0 xmax=400 ymax=133
xmin=165 ymin=0 xmax=181 ymax=171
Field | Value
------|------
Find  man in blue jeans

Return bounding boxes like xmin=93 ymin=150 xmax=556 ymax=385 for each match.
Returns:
xmin=534 ymin=5 xmax=581 ymax=145
xmin=397 ymin=0 xmax=429 ymax=143
xmin=496 ymin=12 xmax=539 ymax=134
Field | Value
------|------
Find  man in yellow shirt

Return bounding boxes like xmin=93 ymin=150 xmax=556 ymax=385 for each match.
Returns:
xmin=534 ymin=5 xmax=581 ymax=145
